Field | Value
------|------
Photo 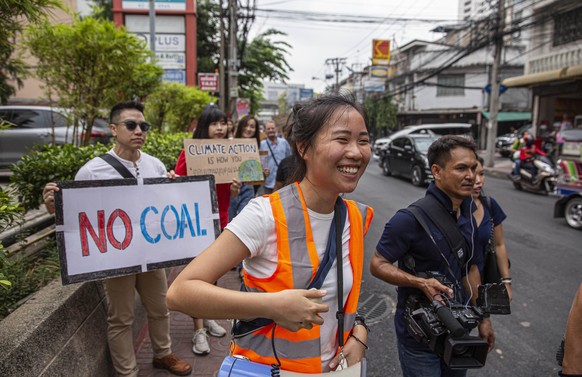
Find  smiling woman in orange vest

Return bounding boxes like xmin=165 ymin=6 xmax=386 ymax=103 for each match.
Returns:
xmin=167 ymin=94 xmax=374 ymax=374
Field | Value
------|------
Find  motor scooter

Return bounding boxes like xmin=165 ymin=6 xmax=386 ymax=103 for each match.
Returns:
xmin=510 ymin=155 xmax=557 ymax=194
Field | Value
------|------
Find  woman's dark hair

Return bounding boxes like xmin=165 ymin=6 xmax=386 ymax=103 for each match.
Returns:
xmin=235 ymin=115 xmax=260 ymax=145
xmin=427 ymin=135 xmax=477 ymax=168
xmin=477 ymin=156 xmax=484 ymax=166
xmin=287 ymin=94 xmax=369 ymax=183
xmin=192 ymin=103 xmax=228 ymax=139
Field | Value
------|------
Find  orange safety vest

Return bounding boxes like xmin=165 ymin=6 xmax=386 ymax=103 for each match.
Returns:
xmin=232 ymin=182 xmax=374 ymax=373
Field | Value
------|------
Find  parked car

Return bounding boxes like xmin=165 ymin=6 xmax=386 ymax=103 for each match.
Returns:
xmin=0 ymin=106 xmax=112 ymax=166
xmin=554 ymin=159 xmax=582 ymax=230
xmin=372 ymin=136 xmax=391 ymax=159
xmin=381 ymin=134 xmax=440 ymax=186
xmin=378 ymin=123 xmax=473 ymax=167
xmin=495 ymin=124 xmax=533 ymax=158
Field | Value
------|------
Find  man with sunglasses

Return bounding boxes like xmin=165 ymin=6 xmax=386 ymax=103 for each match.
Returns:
xmin=42 ymin=101 xmax=192 ymax=376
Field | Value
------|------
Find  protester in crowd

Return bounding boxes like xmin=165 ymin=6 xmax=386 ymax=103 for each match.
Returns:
xmin=229 ymin=114 xmax=264 ymax=221
xmin=472 ymin=157 xmax=512 ymax=300
xmin=167 ymin=94 xmax=374 ymax=373
xmin=43 ymin=101 xmax=192 ymax=377
xmin=227 ymin=118 xmax=235 ymax=139
xmin=371 ymin=135 xmax=494 ymax=377
xmin=273 ymin=154 xmax=296 ymax=192
xmin=259 ymin=120 xmax=291 ymax=194
xmin=174 ymin=103 xmax=236 ymax=355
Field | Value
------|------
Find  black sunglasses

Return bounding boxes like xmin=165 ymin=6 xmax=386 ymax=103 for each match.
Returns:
xmin=116 ymin=120 xmax=151 ymax=132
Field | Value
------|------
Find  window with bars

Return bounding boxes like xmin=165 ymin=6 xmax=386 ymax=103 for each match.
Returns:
xmin=436 ymin=74 xmax=465 ymax=96
xmin=553 ymin=7 xmax=582 ymax=46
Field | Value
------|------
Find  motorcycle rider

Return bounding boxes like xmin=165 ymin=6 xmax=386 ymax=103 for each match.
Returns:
xmin=520 ymin=136 xmax=547 ymax=184
xmin=509 ymin=130 xmax=531 ymax=180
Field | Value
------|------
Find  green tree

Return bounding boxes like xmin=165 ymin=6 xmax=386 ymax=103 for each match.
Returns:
xmin=88 ymin=0 xmax=113 ymax=20
xmin=195 ymin=2 xmax=292 ymax=115
xmin=145 ymin=82 xmax=215 ymax=133
xmin=0 ymin=187 xmax=23 ymax=289
xmin=25 ymin=16 xmax=163 ymax=146
xmin=364 ymin=94 xmax=398 ymax=138
xmin=196 ymin=0 xmax=221 ymax=74
xmin=238 ymin=29 xmax=292 ymax=114
xmin=0 ymin=0 xmax=61 ymax=104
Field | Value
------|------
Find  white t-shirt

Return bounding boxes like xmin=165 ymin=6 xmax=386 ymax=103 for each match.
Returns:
xmin=75 ymin=149 xmax=167 ymax=180
xmin=226 ymin=196 xmax=354 ymax=371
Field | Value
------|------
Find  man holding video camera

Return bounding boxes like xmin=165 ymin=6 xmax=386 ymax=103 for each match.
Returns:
xmin=371 ymin=136 xmax=494 ymax=377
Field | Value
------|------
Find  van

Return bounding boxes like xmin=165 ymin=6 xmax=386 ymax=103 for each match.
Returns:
xmin=378 ymin=123 xmax=473 ymax=166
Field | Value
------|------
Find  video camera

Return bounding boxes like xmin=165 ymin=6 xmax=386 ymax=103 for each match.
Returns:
xmin=404 ymin=271 xmax=509 ymax=369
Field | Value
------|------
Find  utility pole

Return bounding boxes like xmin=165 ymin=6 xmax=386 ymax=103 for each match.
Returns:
xmin=148 ymin=0 xmax=156 ymax=53
xmin=485 ymin=0 xmax=505 ymax=168
xmin=219 ymin=0 xmax=226 ymax=109
xmin=227 ymin=0 xmax=238 ymax=120
xmin=326 ymin=57 xmax=346 ymax=94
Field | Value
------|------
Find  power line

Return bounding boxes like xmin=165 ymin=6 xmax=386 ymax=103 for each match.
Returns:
xmin=254 ymin=8 xmax=459 ymax=24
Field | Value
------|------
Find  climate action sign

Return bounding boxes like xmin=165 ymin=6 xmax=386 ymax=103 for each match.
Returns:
xmin=54 ymin=176 xmax=219 ymax=285
xmin=184 ymin=138 xmax=264 ymax=184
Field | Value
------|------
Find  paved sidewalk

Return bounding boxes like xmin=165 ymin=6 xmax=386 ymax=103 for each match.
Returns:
xmin=478 ymin=151 xmax=513 ymax=179
xmin=135 ymin=268 xmax=240 ymax=377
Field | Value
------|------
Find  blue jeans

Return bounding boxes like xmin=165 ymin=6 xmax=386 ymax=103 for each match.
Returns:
xmin=512 ymin=159 xmax=521 ymax=176
xmin=398 ymin=341 xmax=467 ymax=377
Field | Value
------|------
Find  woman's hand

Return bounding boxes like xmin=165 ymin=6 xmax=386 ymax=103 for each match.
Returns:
xmin=263 ymin=168 xmax=270 ymax=177
xmin=328 ymin=332 xmax=367 ymax=370
xmin=268 ymin=289 xmax=328 ymax=332
xmin=166 ymin=170 xmax=179 ymax=179
xmin=230 ymin=178 xmax=242 ymax=197
xmin=505 ymin=283 xmax=513 ymax=301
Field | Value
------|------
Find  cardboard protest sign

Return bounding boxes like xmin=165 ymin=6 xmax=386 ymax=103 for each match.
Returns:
xmin=183 ymin=138 xmax=264 ymax=184
xmin=54 ymin=176 xmax=219 ymax=285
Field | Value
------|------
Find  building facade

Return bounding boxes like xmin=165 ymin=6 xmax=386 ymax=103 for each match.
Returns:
xmin=503 ymin=0 xmax=582 ymax=132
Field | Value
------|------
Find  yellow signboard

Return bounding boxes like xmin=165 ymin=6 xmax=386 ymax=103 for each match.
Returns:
xmin=372 ymin=39 xmax=390 ymax=66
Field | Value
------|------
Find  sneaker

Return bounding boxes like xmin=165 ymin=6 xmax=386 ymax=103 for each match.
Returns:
xmin=204 ymin=319 xmax=227 ymax=337
xmin=152 ymin=353 xmax=192 ymax=376
xmin=192 ymin=328 xmax=210 ymax=355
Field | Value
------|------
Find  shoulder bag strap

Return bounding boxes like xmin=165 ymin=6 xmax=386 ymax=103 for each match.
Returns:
xmin=266 ymin=140 xmax=280 ymax=167
xmin=99 ymin=153 xmax=134 ymax=179
xmin=484 ymin=196 xmax=495 ymax=246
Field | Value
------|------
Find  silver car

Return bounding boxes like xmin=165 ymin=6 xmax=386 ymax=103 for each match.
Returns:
xmin=0 ymin=106 xmax=112 ymax=166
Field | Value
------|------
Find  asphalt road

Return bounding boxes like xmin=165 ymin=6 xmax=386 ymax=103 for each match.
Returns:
xmin=344 ymin=162 xmax=582 ymax=377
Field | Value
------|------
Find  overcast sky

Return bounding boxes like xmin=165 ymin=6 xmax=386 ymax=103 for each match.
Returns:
xmin=250 ymin=0 xmax=461 ymax=92
xmin=78 ymin=0 xmax=461 ymax=92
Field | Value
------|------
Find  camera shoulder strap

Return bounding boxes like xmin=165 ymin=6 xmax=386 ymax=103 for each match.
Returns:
xmin=408 ymin=195 xmax=469 ymax=270
xmin=99 ymin=153 xmax=134 ymax=179
xmin=407 ymin=206 xmax=461 ymax=285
